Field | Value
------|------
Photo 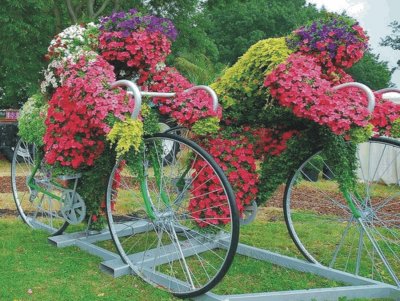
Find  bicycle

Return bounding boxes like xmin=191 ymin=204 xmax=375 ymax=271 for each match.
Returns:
xmin=283 ymin=84 xmax=400 ymax=287
xmin=11 ymin=80 xmax=239 ymax=298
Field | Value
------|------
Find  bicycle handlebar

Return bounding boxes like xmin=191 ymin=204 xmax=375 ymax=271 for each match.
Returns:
xmin=332 ymin=82 xmax=375 ymax=113
xmin=184 ymin=85 xmax=219 ymax=112
xmin=112 ymin=80 xmax=219 ymax=119
xmin=375 ymin=88 xmax=400 ymax=95
xmin=141 ymin=85 xmax=219 ymax=112
xmin=111 ymin=80 xmax=142 ymax=119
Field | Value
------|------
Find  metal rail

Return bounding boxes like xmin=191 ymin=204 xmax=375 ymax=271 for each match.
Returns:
xmin=333 ymin=82 xmax=376 ymax=112
xmin=111 ymin=80 xmax=219 ymax=120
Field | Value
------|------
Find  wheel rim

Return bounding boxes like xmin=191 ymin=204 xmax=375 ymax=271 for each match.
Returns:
xmin=11 ymin=139 xmax=67 ymax=235
xmin=284 ymin=137 xmax=400 ymax=286
xmin=106 ymin=133 xmax=238 ymax=297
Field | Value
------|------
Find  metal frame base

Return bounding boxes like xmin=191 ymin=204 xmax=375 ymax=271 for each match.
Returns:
xmin=48 ymin=229 xmax=400 ymax=301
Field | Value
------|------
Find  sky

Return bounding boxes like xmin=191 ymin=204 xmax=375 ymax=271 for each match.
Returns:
xmin=306 ymin=0 xmax=400 ymax=88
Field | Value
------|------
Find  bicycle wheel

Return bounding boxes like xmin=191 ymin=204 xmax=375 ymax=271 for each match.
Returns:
xmin=106 ymin=133 xmax=239 ymax=297
xmin=11 ymin=139 xmax=68 ymax=235
xmin=284 ymin=137 xmax=400 ymax=286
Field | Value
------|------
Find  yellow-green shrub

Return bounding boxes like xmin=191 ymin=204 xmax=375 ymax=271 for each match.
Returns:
xmin=211 ymin=37 xmax=292 ymax=125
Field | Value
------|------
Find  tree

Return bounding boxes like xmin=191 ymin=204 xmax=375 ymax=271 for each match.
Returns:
xmin=347 ymin=51 xmax=394 ymax=90
xmin=0 ymin=0 xmax=214 ymax=108
xmin=0 ymin=1 xmax=59 ymax=108
xmin=202 ymin=0 xmax=321 ymax=64
xmin=381 ymin=21 xmax=400 ymax=50
xmin=65 ymin=0 xmax=120 ymax=23
xmin=381 ymin=21 xmax=400 ymax=69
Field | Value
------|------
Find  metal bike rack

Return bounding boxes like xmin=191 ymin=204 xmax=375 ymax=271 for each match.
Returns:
xmin=48 ymin=225 xmax=400 ymax=301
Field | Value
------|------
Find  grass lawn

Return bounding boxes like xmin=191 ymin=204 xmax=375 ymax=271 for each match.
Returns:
xmin=0 ymin=214 xmax=394 ymax=301
xmin=0 ymin=157 xmax=396 ymax=300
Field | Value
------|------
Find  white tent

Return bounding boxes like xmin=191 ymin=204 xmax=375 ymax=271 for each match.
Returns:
xmin=383 ymin=92 xmax=400 ymax=103
xmin=357 ymin=91 xmax=400 ymax=184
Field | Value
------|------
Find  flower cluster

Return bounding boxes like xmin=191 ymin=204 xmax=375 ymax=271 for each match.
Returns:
xmin=99 ymin=9 xmax=177 ymax=41
xmin=244 ymin=127 xmax=299 ymax=159
xmin=98 ymin=30 xmax=171 ymax=75
xmin=41 ymin=26 xmax=101 ymax=95
xmin=286 ymin=14 xmax=368 ymax=69
xmin=265 ymin=53 xmax=370 ymax=135
xmin=43 ymin=53 xmax=132 ymax=169
xmin=189 ymin=160 xmax=232 ymax=227
xmin=146 ymin=67 xmax=222 ymax=130
xmin=45 ymin=23 xmax=99 ymax=61
xmin=19 ymin=8 xmax=223 ymax=227
xmin=370 ymin=93 xmax=400 ymax=137
xmin=197 ymin=134 xmax=259 ymax=218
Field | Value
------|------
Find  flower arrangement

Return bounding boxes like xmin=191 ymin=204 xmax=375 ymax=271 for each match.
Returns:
xmin=43 ymin=52 xmax=134 ymax=169
xmin=19 ymin=8 xmax=221 ymax=228
xmin=286 ymin=14 xmax=368 ymax=69
xmin=265 ymin=53 xmax=370 ymax=135
xmin=210 ymin=13 xmax=400 ymax=210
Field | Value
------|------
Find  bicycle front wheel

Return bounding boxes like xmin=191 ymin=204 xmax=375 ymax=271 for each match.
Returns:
xmin=106 ymin=133 xmax=239 ymax=297
xmin=11 ymin=139 xmax=68 ymax=235
xmin=284 ymin=137 xmax=400 ymax=286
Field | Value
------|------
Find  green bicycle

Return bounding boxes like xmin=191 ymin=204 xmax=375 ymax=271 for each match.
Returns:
xmin=11 ymin=80 xmax=239 ymax=298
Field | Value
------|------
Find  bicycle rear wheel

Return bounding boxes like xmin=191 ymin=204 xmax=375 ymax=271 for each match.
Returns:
xmin=11 ymin=139 xmax=68 ymax=235
xmin=106 ymin=133 xmax=239 ymax=297
xmin=284 ymin=137 xmax=400 ymax=286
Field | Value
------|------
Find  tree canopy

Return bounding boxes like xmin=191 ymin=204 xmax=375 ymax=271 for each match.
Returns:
xmin=347 ymin=51 xmax=394 ymax=90
xmin=0 ymin=0 xmax=395 ymax=108
xmin=381 ymin=21 xmax=400 ymax=70
xmin=202 ymin=0 xmax=321 ymax=64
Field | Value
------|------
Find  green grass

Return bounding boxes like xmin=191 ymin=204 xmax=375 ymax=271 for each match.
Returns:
xmin=0 ymin=214 xmax=395 ymax=301
xmin=0 ymin=157 xmax=397 ymax=300
xmin=0 ymin=218 xmax=178 ymax=301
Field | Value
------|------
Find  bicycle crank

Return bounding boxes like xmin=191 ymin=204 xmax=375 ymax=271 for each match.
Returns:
xmin=60 ymin=189 xmax=86 ymax=224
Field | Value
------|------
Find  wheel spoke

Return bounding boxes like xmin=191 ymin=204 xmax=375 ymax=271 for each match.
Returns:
xmin=106 ymin=133 xmax=238 ymax=297
xmin=285 ymin=138 xmax=400 ymax=287
xmin=11 ymin=139 xmax=68 ymax=235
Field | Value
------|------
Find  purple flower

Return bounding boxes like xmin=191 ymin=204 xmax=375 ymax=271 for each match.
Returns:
xmin=286 ymin=14 xmax=368 ymax=63
xmin=99 ymin=8 xmax=178 ymax=41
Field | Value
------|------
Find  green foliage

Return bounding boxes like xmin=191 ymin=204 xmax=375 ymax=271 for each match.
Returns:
xmin=349 ymin=124 xmax=373 ymax=143
xmin=0 ymin=0 xmax=58 ymax=108
xmin=390 ymin=119 xmax=400 ymax=138
xmin=258 ymin=126 xmax=320 ymax=202
xmin=173 ymin=52 xmax=225 ymax=85
xmin=211 ymin=37 xmax=293 ymax=124
xmin=381 ymin=21 xmax=400 ymax=51
xmin=347 ymin=51 xmax=393 ymax=90
xmin=380 ymin=21 xmax=400 ymax=71
xmin=203 ymin=0 xmax=321 ymax=64
xmin=320 ymin=131 xmax=358 ymax=193
xmin=18 ymin=93 xmax=47 ymax=146
xmin=107 ymin=117 xmax=143 ymax=158
xmin=258 ymin=126 xmax=358 ymax=204
xmin=191 ymin=116 xmax=220 ymax=135
xmin=76 ymin=144 xmax=117 ymax=229
xmin=141 ymin=0 xmax=220 ymax=67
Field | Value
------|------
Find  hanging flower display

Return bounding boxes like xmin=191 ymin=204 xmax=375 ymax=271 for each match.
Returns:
xmin=19 ymin=8 xmax=221 ymax=228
